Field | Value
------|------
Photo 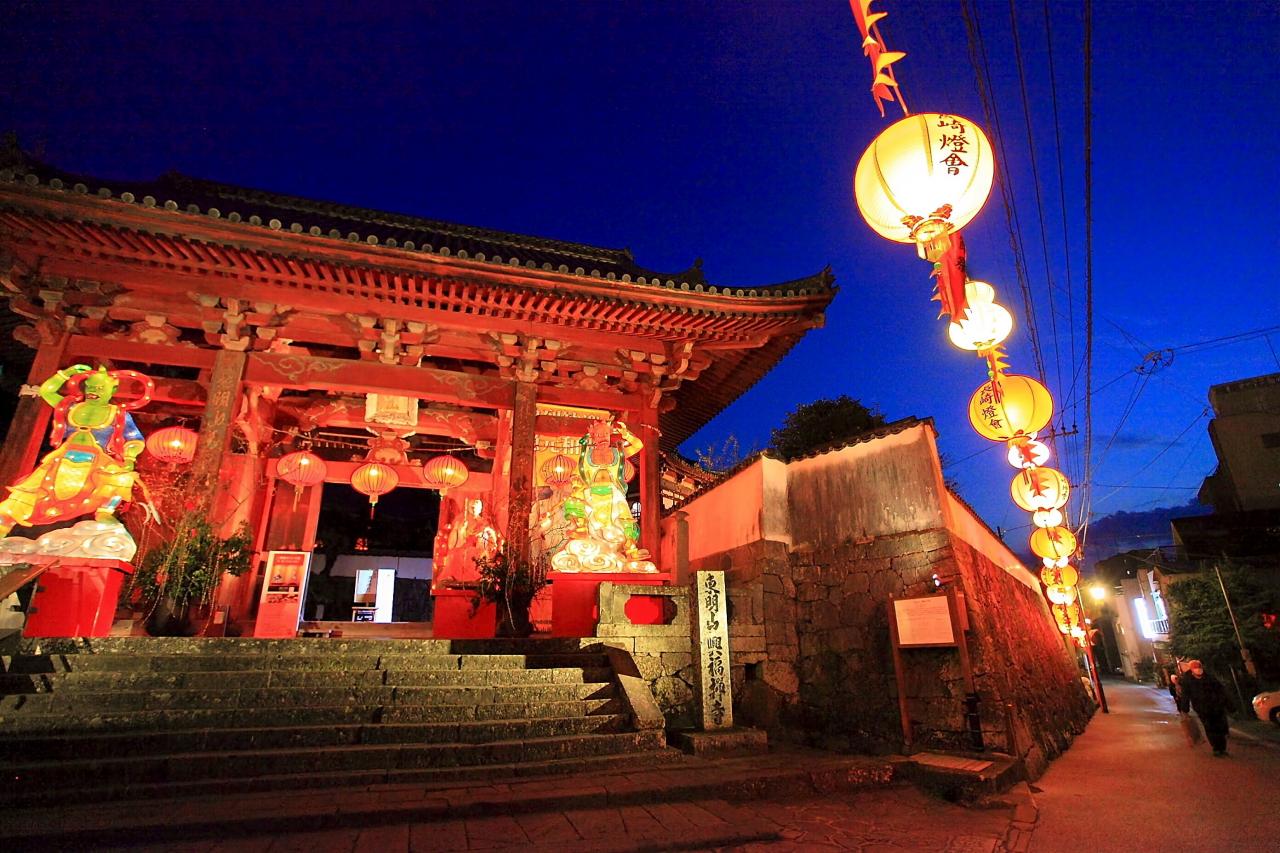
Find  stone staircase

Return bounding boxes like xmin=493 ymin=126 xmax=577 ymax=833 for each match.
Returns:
xmin=0 ymin=637 xmax=675 ymax=806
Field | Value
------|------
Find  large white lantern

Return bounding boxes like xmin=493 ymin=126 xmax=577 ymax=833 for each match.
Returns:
xmin=854 ymin=113 xmax=995 ymax=249
xmin=947 ymin=280 xmax=1014 ymax=352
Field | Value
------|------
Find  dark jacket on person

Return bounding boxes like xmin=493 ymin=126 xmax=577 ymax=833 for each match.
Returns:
xmin=1181 ymin=671 xmax=1229 ymax=723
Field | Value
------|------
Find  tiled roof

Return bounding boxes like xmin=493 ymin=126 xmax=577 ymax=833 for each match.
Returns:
xmin=0 ymin=142 xmax=835 ymax=299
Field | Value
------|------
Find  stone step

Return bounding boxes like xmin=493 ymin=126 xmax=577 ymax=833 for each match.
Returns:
xmin=1 ymin=664 xmax=613 ymax=695
xmin=17 ymin=637 xmax=458 ymax=656
xmin=2 ymin=745 xmax=688 ymax=813
xmin=2 ymin=713 xmax=631 ymax=762
xmin=0 ymin=697 xmax=623 ymax=733
xmin=4 ymin=651 xmax=560 ymax=674
xmin=1 ymin=680 xmax=615 ymax=715
xmin=0 ymin=730 xmax=668 ymax=801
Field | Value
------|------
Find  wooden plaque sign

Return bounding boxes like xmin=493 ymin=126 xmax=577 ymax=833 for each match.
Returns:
xmin=892 ymin=595 xmax=956 ymax=648
xmin=693 ymin=570 xmax=733 ymax=730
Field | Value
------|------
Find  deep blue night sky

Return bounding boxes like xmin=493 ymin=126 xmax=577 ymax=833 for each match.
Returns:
xmin=3 ymin=1 xmax=1278 ymax=552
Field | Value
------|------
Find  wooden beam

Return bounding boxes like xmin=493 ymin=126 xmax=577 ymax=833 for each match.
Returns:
xmin=66 ymin=336 xmax=218 ymax=370
xmin=0 ymin=332 xmax=68 ymax=490
xmin=244 ymin=352 xmax=515 ymax=409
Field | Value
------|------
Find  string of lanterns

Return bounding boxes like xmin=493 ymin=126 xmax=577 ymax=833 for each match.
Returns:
xmin=849 ymin=9 xmax=1087 ymax=647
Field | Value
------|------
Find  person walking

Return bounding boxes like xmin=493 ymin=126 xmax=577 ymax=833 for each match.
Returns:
xmin=1179 ymin=660 xmax=1231 ymax=756
xmin=1169 ymin=673 xmax=1201 ymax=746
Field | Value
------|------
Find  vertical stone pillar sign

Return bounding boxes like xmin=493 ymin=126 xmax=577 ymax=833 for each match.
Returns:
xmin=692 ymin=570 xmax=733 ymax=730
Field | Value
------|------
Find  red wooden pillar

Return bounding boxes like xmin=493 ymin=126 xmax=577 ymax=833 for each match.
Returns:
xmin=636 ymin=402 xmax=661 ymax=563
xmin=489 ymin=408 xmax=513 ymax=534
xmin=0 ymin=332 xmax=69 ymax=491
xmin=191 ymin=349 xmax=247 ymax=513
xmin=505 ymin=381 xmax=537 ymax=565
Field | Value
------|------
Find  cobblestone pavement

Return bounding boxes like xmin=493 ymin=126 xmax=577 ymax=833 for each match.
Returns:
xmin=100 ymin=785 xmax=1014 ymax=853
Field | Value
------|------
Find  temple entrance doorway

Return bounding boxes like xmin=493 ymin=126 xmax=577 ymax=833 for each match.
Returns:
xmin=305 ymin=483 xmax=439 ymax=626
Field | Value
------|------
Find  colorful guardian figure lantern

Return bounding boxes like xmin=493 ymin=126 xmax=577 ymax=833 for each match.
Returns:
xmin=0 ymin=364 xmax=154 ymax=557
xmin=549 ymin=419 xmax=656 ymax=573
xmin=854 ymin=112 xmax=995 ymax=255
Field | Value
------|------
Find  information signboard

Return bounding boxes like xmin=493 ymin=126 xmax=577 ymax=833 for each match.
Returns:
xmin=254 ymin=550 xmax=311 ymax=638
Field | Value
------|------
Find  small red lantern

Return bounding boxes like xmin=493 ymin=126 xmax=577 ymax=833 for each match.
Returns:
xmin=623 ymin=459 xmax=636 ymax=482
xmin=541 ymin=453 xmax=576 ymax=487
xmin=277 ymin=450 xmax=327 ymax=489
xmin=145 ymin=426 xmax=198 ymax=465
xmin=352 ymin=461 xmax=399 ymax=516
xmin=423 ymin=455 xmax=469 ymax=492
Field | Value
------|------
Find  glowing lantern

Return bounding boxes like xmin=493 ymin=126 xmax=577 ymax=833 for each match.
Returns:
xmin=968 ymin=374 xmax=1053 ymax=442
xmin=277 ymin=450 xmax=327 ymax=489
xmin=1052 ymin=602 xmax=1082 ymax=634
xmin=623 ymin=459 xmax=637 ymax=482
xmin=1043 ymin=554 xmax=1070 ymax=569
xmin=1039 ymin=564 xmax=1080 ymax=588
xmin=1030 ymin=526 xmax=1078 ymax=561
xmin=1010 ymin=467 xmax=1070 ymax=511
xmin=1045 ymin=584 xmax=1077 ymax=606
xmin=423 ymin=455 xmax=469 ymax=492
xmin=853 ymin=112 xmax=995 ymax=248
xmin=145 ymin=426 xmax=198 ymax=465
xmin=351 ymin=462 xmax=398 ymax=515
xmin=541 ymin=453 xmax=576 ymax=487
xmin=1007 ymin=436 xmax=1050 ymax=469
xmin=1032 ymin=508 xmax=1063 ymax=529
xmin=947 ymin=281 xmax=1014 ymax=352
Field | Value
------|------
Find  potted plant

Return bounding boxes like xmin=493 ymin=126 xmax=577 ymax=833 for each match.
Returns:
xmin=130 ymin=511 xmax=253 ymax=636
xmin=471 ymin=546 xmax=549 ymax=638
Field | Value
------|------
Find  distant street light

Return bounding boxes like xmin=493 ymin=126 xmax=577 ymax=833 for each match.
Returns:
xmin=1088 ymin=584 xmax=1107 ymax=602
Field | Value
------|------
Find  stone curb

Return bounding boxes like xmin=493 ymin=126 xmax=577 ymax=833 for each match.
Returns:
xmin=982 ymin=782 xmax=1038 ymax=853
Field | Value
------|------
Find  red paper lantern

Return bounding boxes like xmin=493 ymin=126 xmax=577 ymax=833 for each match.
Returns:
xmin=277 ymin=450 xmax=327 ymax=489
xmin=145 ymin=426 xmax=198 ymax=465
xmin=541 ymin=453 xmax=576 ymax=487
xmin=423 ymin=455 xmax=469 ymax=492
xmin=352 ymin=461 xmax=399 ymax=511
xmin=623 ymin=459 xmax=636 ymax=482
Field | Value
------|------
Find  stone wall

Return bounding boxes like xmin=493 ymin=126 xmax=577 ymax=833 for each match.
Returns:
xmin=594 ymin=580 xmax=765 ymax=730
xmin=663 ymin=420 xmax=1092 ymax=778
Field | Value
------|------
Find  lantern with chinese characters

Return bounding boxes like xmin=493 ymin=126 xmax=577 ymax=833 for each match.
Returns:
xmin=854 ymin=113 xmax=995 ymax=249
xmin=1007 ymin=436 xmax=1050 ymax=469
xmin=145 ymin=426 xmax=198 ymax=465
xmin=423 ymin=455 xmax=469 ymax=492
xmin=351 ymin=461 xmax=398 ymax=516
xmin=540 ymin=453 xmax=576 ymax=488
xmin=1010 ymin=467 xmax=1070 ymax=511
xmin=1052 ymin=601 xmax=1082 ymax=634
xmin=1030 ymin=526 xmax=1078 ymax=561
xmin=968 ymin=374 xmax=1054 ymax=442
xmin=1040 ymin=563 xmax=1080 ymax=588
xmin=947 ymin=281 xmax=1013 ymax=352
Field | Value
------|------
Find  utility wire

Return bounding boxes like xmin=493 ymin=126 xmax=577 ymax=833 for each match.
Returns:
xmin=1081 ymin=0 xmax=1096 ymax=551
xmin=960 ymin=0 xmax=1049 ymax=389
xmin=1042 ymin=0 xmax=1080 ymax=448
xmin=1009 ymin=0 xmax=1066 ymax=432
xmin=1092 ymin=407 xmax=1209 ymax=508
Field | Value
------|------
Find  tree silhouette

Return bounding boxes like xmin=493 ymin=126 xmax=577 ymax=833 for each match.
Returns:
xmin=769 ymin=395 xmax=886 ymax=461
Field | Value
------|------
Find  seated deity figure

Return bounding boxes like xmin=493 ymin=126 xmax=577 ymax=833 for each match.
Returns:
xmin=550 ymin=419 xmax=655 ymax=573
xmin=0 ymin=365 xmax=151 ymax=540
xmin=432 ymin=496 xmax=501 ymax=587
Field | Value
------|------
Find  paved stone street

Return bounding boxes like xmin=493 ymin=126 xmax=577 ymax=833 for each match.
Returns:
xmin=96 ymin=785 xmax=1014 ymax=853
xmin=1028 ymin=679 xmax=1280 ymax=853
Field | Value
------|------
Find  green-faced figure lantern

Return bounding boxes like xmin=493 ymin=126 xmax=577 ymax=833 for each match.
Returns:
xmin=0 ymin=365 xmax=154 ymax=539
xmin=549 ymin=418 xmax=656 ymax=573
